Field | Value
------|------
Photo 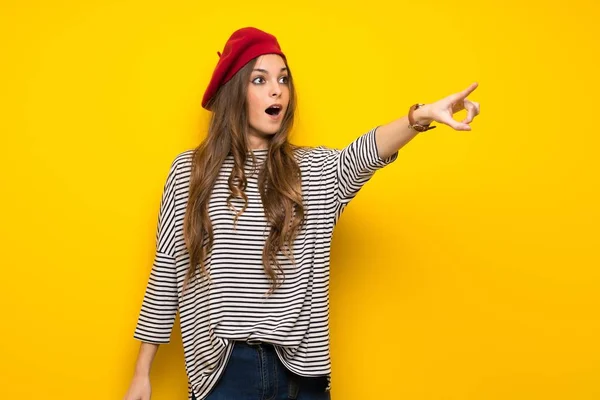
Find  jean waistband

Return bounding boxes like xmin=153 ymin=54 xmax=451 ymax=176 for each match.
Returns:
xmin=236 ymin=339 xmax=275 ymax=349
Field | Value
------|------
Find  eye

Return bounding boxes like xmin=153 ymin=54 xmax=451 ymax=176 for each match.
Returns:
xmin=279 ymin=76 xmax=289 ymax=84
xmin=252 ymin=76 xmax=266 ymax=84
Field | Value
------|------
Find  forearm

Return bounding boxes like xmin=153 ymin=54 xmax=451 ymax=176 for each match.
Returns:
xmin=375 ymin=106 xmax=432 ymax=160
xmin=133 ymin=342 xmax=160 ymax=377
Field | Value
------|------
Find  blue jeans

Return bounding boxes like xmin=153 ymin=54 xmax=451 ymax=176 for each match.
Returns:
xmin=192 ymin=340 xmax=331 ymax=400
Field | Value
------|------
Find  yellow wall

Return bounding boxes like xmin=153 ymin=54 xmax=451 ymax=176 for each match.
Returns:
xmin=1 ymin=1 xmax=599 ymax=399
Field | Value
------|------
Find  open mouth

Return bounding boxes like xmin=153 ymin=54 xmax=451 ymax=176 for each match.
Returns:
xmin=265 ymin=105 xmax=282 ymax=117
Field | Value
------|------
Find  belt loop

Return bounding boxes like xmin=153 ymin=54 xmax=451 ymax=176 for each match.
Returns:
xmin=287 ymin=375 xmax=299 ymax=399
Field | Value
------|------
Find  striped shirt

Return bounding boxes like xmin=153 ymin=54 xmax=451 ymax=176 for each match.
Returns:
xmin=133 ymin=127 xmax=398 ymax=399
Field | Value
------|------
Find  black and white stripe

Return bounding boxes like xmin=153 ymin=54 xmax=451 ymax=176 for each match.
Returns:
xmin=134 ymin=127 xmax=398 ymax=400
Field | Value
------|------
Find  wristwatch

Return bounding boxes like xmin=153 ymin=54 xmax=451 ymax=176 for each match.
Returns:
xmin=408 ymin=103 xmax=436 ymax=132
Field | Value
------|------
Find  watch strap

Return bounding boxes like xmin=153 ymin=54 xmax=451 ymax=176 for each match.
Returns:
xmin=408 ymin=103 xmax=436 ymax=132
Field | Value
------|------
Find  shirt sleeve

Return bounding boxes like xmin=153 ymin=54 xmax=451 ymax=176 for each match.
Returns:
xmin=331 ymin=126 xmax=398 ymax=209
xmin=133 ymin=159 xmax=179 ymax=344
xmin=314 ymin=127 xmax=399 ymax=223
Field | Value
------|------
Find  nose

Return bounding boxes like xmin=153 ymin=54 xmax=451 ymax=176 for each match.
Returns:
xmin=270 ymin=80 xmax=282 ymax=98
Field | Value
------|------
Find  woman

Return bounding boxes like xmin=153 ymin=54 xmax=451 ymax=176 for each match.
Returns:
xmin=123 ymin=27 xmax=480 ymax=400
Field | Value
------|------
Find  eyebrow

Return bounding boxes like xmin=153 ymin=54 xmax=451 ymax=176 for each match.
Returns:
xmin=252 ymin=67 xmax=288 ymax=74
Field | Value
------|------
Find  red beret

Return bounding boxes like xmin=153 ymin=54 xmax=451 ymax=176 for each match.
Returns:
xmin=201 ymin=27 xmax=287 ymax=110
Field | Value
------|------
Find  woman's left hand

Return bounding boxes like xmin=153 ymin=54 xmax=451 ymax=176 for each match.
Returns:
xmin=416 ymin=82 xmax=481 ymax=131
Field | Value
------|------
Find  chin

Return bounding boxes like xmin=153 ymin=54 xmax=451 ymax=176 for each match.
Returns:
xmin=251 ymin=124 xmax=282 ymax=137
xmin=264 ymin=128 xmax=280 ymax=136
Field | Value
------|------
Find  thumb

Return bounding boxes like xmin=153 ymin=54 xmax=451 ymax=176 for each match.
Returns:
xmin=438 ymin=113 xmax=471 ymax=131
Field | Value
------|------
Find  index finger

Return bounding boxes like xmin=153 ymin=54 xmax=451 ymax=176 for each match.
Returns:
xmin=456 ymin=82 xmax=479 ymax=100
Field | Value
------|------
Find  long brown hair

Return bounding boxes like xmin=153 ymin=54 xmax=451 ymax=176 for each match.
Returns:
xmin=183 ymin=57 xmax=305 ymax=295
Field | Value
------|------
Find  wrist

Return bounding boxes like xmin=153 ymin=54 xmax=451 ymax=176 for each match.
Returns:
xmin=134 ymin=370 xmax=150 ymax=379
xmin=413 ymin=104 xmax=434 ymax=125
xmin=134 ymin=364 xmax=151 ymax=378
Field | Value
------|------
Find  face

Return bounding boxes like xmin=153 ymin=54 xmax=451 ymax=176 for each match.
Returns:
xmin=246 ymin=54 xmax=290 ymax=149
